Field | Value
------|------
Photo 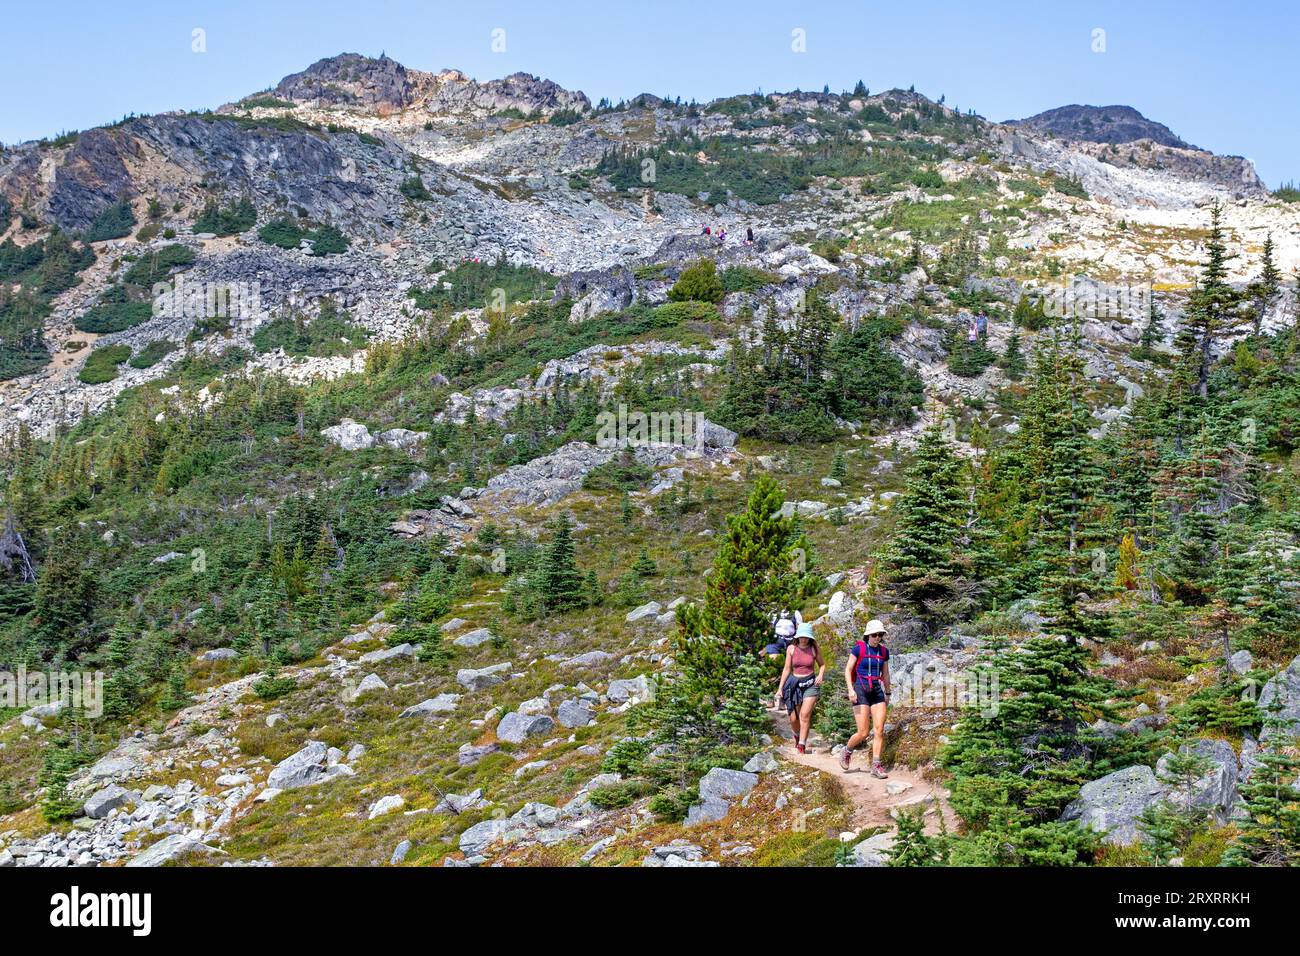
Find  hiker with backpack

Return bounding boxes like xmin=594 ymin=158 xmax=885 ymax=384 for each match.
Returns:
xmin=839 ymin=619 xmax=891 ymax=778
xmin=774 ymin=622 xmax=825 ymax=754
xmin=764 ymin=608 xmax=800 ymax=658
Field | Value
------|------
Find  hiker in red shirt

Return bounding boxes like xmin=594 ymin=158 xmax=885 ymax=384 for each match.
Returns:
xmin=840 ymin=619 xmax=891 ymax=778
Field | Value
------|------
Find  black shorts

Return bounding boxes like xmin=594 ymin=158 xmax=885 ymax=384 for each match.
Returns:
xmin=853 ymin=681 xmax=887 ymax=707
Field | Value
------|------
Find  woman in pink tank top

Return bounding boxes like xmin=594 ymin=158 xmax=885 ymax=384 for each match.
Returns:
xmin=773 ymin=622 xmax=825 ymax=754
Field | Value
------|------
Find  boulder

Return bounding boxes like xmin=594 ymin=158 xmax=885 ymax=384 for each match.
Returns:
xmin=266 ymin=740 xmax=330 ymax=790
xmin=557 ymin=698 xmax=595 ymax=728
xmin=561 ymin=650 xmax=613 ymax=668
xmin=457 ymin=743 xmax=500 ymax=767
xmin=126 ymin=835 xmax=223 ymax=868
xmin=1060 ymin=764 xmax=1165 ymax=845
xmin=368 ymin=795 xmax=406 ymax=820
xmin=1258 ymin=653 xmax=1300 ymax=742
xmin=359 ymin=643 xmax=416 ymax=664
xmin=197 ymin=648 xmax=238 ymax=662
xmin=390 ymin=840 xmax=412 ymax=865
xmin=607 ymin=675 xmax=653 ymax=704
xmin=698 ymin=767 xmax=759 ymax=803
xmin=743 ymin=751 xmax=780 ymax=774
xmin=457 ymin=662 xmax=512 ymax=691
xmin=320 ymin=419 xmax=375 ymax=451
xmin=355 ymin=673 xmax=388 ymax=697
xmin=625 ymin=601 xmax=662 ymax=623
xmin=1157 ymin=738 xmax=1239 ymax=822
xmin=83 ymin=784 xmax=135 ymax=820
xmin=684 ymin=798 xmax=731 ymax=826
xmin=497 ymin=711 xmax=555 ymax=744
xmin=453 ymin=627 xmax=494 ymax=648
xmin=853 ymin=831 xmax=896 ymax=867
xmin=458 ymin=818 xmax=521 ymax=856
xmin=399 ymin=694 xmax=461 ymax=718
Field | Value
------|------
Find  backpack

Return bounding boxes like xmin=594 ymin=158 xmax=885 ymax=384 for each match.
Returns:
xmin=853 ymin=640 xmax=889 ymax=686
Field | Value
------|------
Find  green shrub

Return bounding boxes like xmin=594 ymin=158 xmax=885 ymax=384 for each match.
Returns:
xmin=721 ymin=265 xmax=780 ymax=293
xmin=129 ymin=339 xmax=176 ymax=368
xmin=75 ymin=286 xmax=153 ymax=333
xmin=193 ymin=197 xmax=256 ymax=236
xmin=307 ymin=224 xmax=348 ymax=256
xmin=83 ymin=200 xmax=137 ymax=242
xmin=668 ymin=259 xmax=724 ymax=303
xmin=257 ymin=218 xmax=305 ymax=249
xmin=78 ymin=344 xmax=132 ymax=384
xmin=400 ymin=176 xmax=433 ymax=201
xmin=135 ymin=223 xmax=161 ymax=242
xmin=122 ymin=243 xmax=195 ymax=286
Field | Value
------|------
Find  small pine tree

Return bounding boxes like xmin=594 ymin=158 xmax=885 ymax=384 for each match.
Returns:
xmin=830 ymin=451 xmax=848 ymax=482
xmin=714 ymin=651 xmax=769 ymax=744
xmin=1223 ymin=696 xmax=1300 ymax=866
xmin=887 ymin=806 xmax=949 ymax=866
xmin=40 ymin=747 xmax=81 ymax=823
xmin=160 ymin=660 xmax=193 ymax=710
xmin=632 ymin=548 xmax=657 ymax=577
xmin=1001 ymin=327 xmax=1026 ymax=380
xmin=540 ymin=514 xmax=587 ymax=611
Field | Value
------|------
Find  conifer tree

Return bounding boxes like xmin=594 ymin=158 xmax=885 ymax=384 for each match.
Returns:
xmin=714 ymin=650 xmax=769 ymax=743
xmin=539 ymin=514 xmax=587 ymax=611
xmin=632 ymin=548 xmax=657 ymax=577
xmin=1223 ymin=696 xmax=1300 ymax=866
xmin=675 ymin=475 xmax=819 ymax=704
xmin=160 ymin=659 xmax=192 ymax=710
xmin=881 ymin=418 xmax=972 ymax=632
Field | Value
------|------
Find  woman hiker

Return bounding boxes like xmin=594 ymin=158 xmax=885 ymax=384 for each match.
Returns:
xmin=840 ymin=619 xmax=891 ymax=778
xmin=774 ymin=622 xmax=825 ymax=754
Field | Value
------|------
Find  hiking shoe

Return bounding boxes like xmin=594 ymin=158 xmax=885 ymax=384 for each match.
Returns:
xmin=871 ymin=762 xmax=889 ymax=779
xmin=839 ymin=749 xmax=852 ymax=771
xmin=796 ymin=742 xmax=806 ymax=755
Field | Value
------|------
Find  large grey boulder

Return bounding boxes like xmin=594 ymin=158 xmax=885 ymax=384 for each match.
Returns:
xmin=457 ymin=661 xmax=512 ymax=691
xmin=359 ymin=643 xmax=416 ymax=664
xmin=320 ymin=419 xmax=375 ymax=451
xmin=266 ymin=740 xmax=330 ymax=790
xmin=625 ymin=601 xmax=662 ymax=623
xmin=1258 ymin=654 xmax=1300 ymax=742
xmin=684 ymin=798 xmax=730 ymax=826
xmin=399 ymin=694 xmax=461 ymax=718
xmin=1156 ymin=738 xmax=1239 ymax=822
xmin=853 ymin=832 xmax=895 ymax=867
xmin=497 ymin=712 xmax=555 ymax=744
xmin=1060 ymin=764 xmax=1165 ymax=846
xmin=557 ymin=698 xmax=595 ymax=728
xmin=453 ymin=627 xmax=494 ymax=648
xmin=458 ymin=818 xmax=523 ymax=856
xmin=83 ymin=784 xmax=135 ymax=820
xmin=126 ymin=835 xmax=223 ymax=867
xmin=699 ymin=419 xmax=738 ymax=450
xmin=698 ymin=767 xmax=759 ymax=803
xmin=607 ymin=675 xmax=653 ymax=704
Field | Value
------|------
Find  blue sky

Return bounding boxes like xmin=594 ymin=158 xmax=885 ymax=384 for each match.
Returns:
xmin=2 ymin=0 xmax=1295 ymax=186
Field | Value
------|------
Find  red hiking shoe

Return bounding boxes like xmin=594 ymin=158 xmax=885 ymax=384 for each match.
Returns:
xmin=872 ymin=762 xmax=889 ymax=779
xmin=839 ymin=749 xmax=852 ymax=771
xmin=796 ymin=742 xmax=806 ymax=755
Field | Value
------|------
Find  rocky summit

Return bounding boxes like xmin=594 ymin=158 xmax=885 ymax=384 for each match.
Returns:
xmin=2 ymin=34 xmax=1299 ymax=882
